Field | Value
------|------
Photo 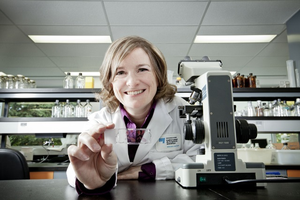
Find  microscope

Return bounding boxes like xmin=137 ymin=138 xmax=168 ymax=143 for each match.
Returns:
xmin=175 ymin=57 xmax=266 ymax=188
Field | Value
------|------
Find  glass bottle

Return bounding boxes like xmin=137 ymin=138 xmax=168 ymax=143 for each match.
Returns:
xmin=241 ymin=74 xmax=245 ymax=87
xmin=29 ymin=80 xmax=37 ymax=88
xmin=15 ymin=74 xmax=26 ymax=89
xmin=273 ymin=99 xmax=281 ymax=116
xmin=256 ymin=100 xmax=264 ymax=116
xmin=281 ymin=100 xmax=290 ymax=116
xmin=6 ymin=75 xmax=15 ymax=89
xmin=263 ymin=103 xmax=269 ymax=116
xmin=249 ymin=73 xmax=256 ymax=88
xmin=75 ymin=73 xmax=85 ymax=88
xmin=247 ymin=101 xmax=256 ymax=116
xmin=268 ymin=102 xmax=274 ymax=116
xmin=60 ymin=102 xmax=65 ymax=118
xmin=281 ymin=142 xmax=290 ymax=150
xmin=295 ymin=98 xmax=300 ymax=116
xmin=84 ymin=99 xmax=93 ymax=117
xmin=236 ymin=73 xmax=243 ymax=88
xmin=3 ymin=76 xmax=8 ymax=88
xmin=75 ymin=99 xmax=85 ymax=117
xmin=63 ymin=72 xmax=74 ymax=89
xmin=25 ymin=77 xmax=31 ymax=87
xmin=254 ymin=143 xmax=260 ymax=149
xmin=64 ymin=99 xmax=74 ymax=117
xmin=266 ymin=140 xmax=275 ymax=149
xmin=52 ymin=100 xmax=61 ymax=118
xmin=232 ymin=76 xmax=237 ymax=88
xmin=0 ymin=75 xmax=5 ymax=89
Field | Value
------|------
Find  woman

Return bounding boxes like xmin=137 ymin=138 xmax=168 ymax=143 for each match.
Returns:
xmin=67 ymin=36 xmax=201 ymax=195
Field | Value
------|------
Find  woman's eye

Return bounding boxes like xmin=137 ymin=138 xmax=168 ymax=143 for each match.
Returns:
xmin=139 ymin=68 xmax=148 ymax=72
xmin=116 ymin=71 xmax=125 ymax=75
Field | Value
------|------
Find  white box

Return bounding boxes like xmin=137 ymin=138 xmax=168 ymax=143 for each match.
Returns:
xmin=272 ymin=150 xmax=300 ymax=165
xmin=237 ymin=149 xmax=275 ymax=164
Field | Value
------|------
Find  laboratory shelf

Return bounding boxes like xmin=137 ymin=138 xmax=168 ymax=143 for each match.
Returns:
xmin=177 ymin=87 xmax=300 ymax=100
xmin=0 ymin=88 xmax=101 ymax=102
xmin=232 ymin=88 xmax=300 ymax=101
xmin=0 ymin=117 xmax=88 ymax=134
xmin=235 ymin=117 xmax=300 ymax=133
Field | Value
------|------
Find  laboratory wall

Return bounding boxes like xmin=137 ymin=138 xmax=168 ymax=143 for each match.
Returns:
xmin=286 ymin=10 xmax=300 ymax=72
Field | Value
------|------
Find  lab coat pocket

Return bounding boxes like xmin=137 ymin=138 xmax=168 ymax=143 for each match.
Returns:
xmin=155 ymin=133 xmax=182 ymax=152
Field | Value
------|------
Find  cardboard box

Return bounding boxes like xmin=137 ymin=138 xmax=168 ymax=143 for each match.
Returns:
xmin=273 ymin=142 xmax=299 ymax=150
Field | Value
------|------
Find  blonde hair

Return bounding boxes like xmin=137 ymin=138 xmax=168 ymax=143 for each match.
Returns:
xmin=98 ymin=36 xmax=177 ymax=112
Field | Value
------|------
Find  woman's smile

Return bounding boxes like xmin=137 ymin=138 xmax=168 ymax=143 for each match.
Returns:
xmin=125 ymin=89 xmax=145 ymax=96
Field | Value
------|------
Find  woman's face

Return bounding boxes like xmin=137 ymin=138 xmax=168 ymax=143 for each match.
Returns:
xmin=112 ymin=47 xmax=158 ymax=114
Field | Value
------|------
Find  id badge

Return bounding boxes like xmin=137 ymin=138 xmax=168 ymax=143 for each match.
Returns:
xmin=156 ymin=134 xmax=181 ymax=152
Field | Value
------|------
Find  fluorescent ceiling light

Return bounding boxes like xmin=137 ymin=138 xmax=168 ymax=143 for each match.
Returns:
xmin=29 ymin=35 xmax=112 ymax=43
xmin=66 ymin=72 xmax=100 ymax=77
xmin=194 ymin=35 xmax=276 ymax=43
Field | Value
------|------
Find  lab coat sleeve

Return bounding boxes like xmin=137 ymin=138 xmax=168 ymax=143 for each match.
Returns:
xmin=152 ymin=140 xmax=201 ymax=180
xmin=66 ymin=108 xmax=115 ymax=189
xmin=152 ymin=96 xmax=202 ymax=180
xmin=66 ymin=162 xmax=76 ymax=188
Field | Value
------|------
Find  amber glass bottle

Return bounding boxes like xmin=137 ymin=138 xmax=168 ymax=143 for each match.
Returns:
xmin=236 ymin=73 xmax=243 ymax=88
xmin=244 ymin=74 xmax=250 ymax=88
xmin=232 ymin=76 xmax=237 ymax=88
xmin=249 ymin=73 xmax=256 ymax=88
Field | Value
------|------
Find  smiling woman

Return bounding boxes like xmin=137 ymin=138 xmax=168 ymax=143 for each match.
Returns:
xmin=66 ymin=36 xmax=201 ymax=196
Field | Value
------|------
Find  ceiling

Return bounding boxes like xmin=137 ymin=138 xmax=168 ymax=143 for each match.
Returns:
xmin=1 ymin=0 xmax=300 ymax=88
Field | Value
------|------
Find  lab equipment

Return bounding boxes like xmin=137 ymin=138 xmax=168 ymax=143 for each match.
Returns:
xmin=175 ymin=58 xmax=266 ymax=188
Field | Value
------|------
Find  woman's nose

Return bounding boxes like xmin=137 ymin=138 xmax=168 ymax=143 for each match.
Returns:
xmin=126 ymin=72 xmax=139 ymax=86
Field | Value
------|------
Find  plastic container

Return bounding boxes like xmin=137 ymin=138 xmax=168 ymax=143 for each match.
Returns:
xmin=237 ymin=148 xmax=275 ymax=164
xmin=20 ymin=147 xmax=34 ymax=161
xmin=272 ymin=150 xmax=300 ymax=165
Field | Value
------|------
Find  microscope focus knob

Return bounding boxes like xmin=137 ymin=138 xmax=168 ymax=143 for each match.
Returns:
xmin=193 ymin=120 xmax=205 ymax=144
xmin=235 ymin=119 xmax=257 ymax=143
xmin=184 ymin=121 xmax=193 ymax=140
xmin=183 ymin=120 xmax=205 ymax=144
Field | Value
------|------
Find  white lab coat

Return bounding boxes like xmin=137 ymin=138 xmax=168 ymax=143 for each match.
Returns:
xmin=67 ymin=95 xmax=201 ymax=187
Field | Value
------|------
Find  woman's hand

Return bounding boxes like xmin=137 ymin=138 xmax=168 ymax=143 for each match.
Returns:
xmin=117 ymin=166 xmax=142 ymax=180
xmin=68 ymin=123 xmax=117 ymax=190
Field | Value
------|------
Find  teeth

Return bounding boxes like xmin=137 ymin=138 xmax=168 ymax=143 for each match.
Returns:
xmin=127 ymin=90 xmax=143 ymax=95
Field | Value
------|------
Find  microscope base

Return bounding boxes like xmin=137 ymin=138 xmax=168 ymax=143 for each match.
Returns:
xmin=175 ymin=163 xmax=266 ymax=188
